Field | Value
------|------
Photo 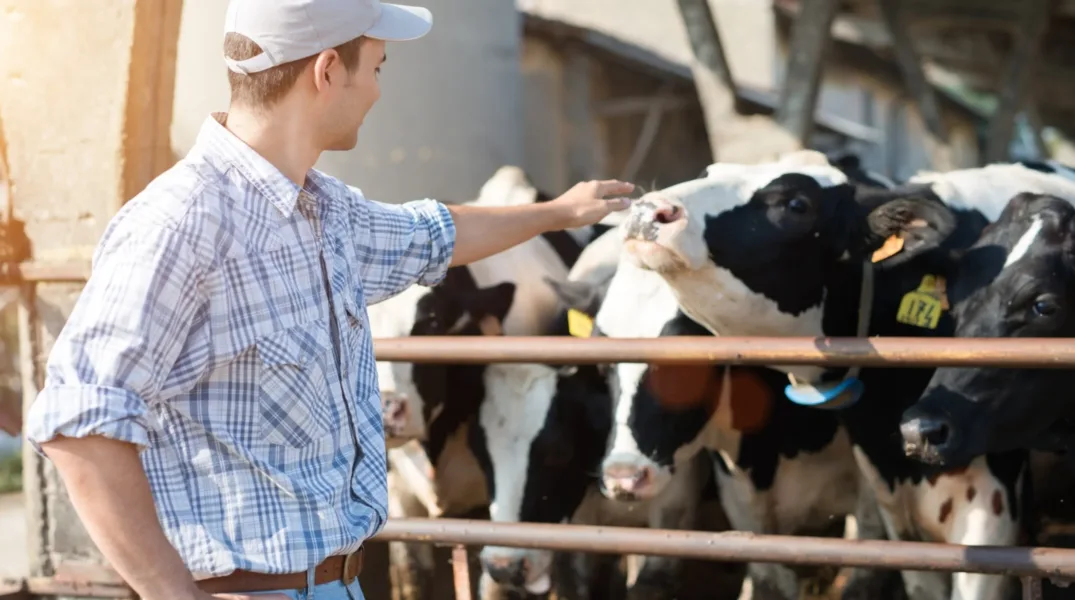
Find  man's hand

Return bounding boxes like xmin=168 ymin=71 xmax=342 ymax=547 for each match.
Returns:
xmin=446 ymin=178 xmax=636 ymax=267
xmin=549 ymin=180 xmax=635 ymax=229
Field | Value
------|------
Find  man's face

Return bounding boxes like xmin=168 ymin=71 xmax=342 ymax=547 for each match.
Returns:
xmin=318 ymin=37 xmax=385 ymax=152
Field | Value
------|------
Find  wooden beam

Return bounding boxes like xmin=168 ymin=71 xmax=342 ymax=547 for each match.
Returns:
xmin=876 ymin=0 xmax=953 ymax=169
xmin=776 ymin=0 xmax=840 ymax=143
xmin=985 ymin=0 xmax=1054 ymax=163
xmin=594 ymin=94 xmax=695 ymax=118
xmin=877 ymin=0 xmax=946 ymax=139
xmin=562 ymin=47 xmax=606 ymax=182
xmin=674 ymin=0 xmax=801 ymax=162
xmin=674 ymin=0 xmax=737 ymax=160
xmin=1025 ymin=101 xmax=1049 ymax=159
xmin=620 ymin=81 xmax=674 ymax=182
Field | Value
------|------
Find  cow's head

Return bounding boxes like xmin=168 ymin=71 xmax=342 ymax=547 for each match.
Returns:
xmin=550 ymin=262 xmax=774 ymax=502
xmin=471 ymin=293 xmax=613 ymax=594
xmin=619 ymin=152 xmax=955 ymax=378
xmin=901 ymin=193 xmax=1075 ymax=465
xmin=375 ymin=269 xmax=516 ymax=444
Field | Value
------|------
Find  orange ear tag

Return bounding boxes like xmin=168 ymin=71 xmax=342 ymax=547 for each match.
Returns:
xmin=872 ymin=234 xmax=905 ymax=263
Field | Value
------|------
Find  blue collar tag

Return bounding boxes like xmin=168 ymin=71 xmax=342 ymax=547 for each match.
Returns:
xmin=784 ymin=377 xmax=865 ymax=410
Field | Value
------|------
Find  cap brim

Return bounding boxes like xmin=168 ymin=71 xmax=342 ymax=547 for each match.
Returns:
xmin=365 ymin=4 xmax=433 ymax=42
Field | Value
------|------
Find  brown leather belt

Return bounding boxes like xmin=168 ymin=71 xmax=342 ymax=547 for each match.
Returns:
xmin=195 ymin=547 xmax=364 ymax=594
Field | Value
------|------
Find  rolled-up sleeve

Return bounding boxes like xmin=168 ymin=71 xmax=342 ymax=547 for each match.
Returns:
xmin=348 ymin=188 xmax=456 ymax=305
xmin=25 ymin=219 xmax=206 ymax=455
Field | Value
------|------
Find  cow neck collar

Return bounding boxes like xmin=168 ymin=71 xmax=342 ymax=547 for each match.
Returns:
xmin=782 ymin=259 xmax=872 ymax=409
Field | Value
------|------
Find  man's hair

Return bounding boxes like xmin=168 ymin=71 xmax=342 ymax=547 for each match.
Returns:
xmin=224 ymin=33 xmax=364 ymax=108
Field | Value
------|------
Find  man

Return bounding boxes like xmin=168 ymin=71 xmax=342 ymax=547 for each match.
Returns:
xmin=22 ymin=2 xmax=634 ymax=600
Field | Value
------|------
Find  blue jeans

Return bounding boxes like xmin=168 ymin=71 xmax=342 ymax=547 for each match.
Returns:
xmin=242 ymin=566 xmax=365 ymax=600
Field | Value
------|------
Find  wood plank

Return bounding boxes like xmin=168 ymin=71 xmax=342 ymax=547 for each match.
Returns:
xmin=620 ymin=81 xmax=674 ymax=182
xmin=776 ymin=0 xmax=841 ymax=143
xmin=674 ymin=0 xmax=737 ymax=160
xmin=877 ymin=0 xmax=946 ymax=139
xmin=985 ymin=0 xmax=1054 ymax=163
xmin=674 ymin=0 xmax=800 ymax=162
xmin=877 ymin=0 xmax=954 ymax=169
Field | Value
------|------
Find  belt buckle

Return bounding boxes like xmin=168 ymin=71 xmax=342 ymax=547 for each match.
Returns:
xmin=342 ymin=547 xmax=362 ymax=582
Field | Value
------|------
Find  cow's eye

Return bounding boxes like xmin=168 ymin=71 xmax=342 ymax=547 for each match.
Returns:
xmin=1033 ymin=297 xmax=1060 ymax=318
xmin=787 ymin=196 xmax=810 ymax=214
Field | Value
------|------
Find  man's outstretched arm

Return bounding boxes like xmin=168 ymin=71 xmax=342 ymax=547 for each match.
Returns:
xmin=351 ymin=179 xmax=634 ymax=305
xmin=446 ymin=179 xmax=635 ymax=266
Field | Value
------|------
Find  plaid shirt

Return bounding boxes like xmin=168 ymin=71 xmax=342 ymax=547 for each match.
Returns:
xmin=24 ymin=113 xmax=456 ymax=578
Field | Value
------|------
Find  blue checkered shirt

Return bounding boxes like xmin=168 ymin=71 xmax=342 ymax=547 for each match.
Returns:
xmin=24 ymin=113 xmax=456 ymax=578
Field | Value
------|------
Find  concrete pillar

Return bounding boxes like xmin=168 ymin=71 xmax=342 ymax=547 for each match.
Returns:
xmin=171 ymin=0 xmax=526 ymax=205
xmin=0 ymin=0 xmax=181 ymax=591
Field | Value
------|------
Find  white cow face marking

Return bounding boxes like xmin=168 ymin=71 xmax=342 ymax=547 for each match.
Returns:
xmin=476 ymin=362 xmax=612 ymax=591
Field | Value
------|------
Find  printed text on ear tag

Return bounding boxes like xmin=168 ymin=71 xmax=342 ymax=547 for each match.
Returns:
xmin=871 ymin=234 xmax=904 ymax=263
xmin=896 ymin=274 xmax=948 ymax=329
xmin=568 ymin=309 xmax=594 ymax=338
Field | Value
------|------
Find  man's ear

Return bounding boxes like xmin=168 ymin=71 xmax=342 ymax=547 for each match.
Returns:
xmin=312 ymin=49 xmax=341 ymax=91
xmin=544 ymin=277 xmax=601 ymax=317
xmin=865 ymin=196 xmax=956 ymax=267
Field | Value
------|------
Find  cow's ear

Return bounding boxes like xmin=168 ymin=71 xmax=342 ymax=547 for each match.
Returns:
xmin=545 ymin=277 xmax=602 ymax=317
xmin=469 ymin=282 xmax=516 ymax=323
xmin=865 ymin=196 xmax=956 ymax=265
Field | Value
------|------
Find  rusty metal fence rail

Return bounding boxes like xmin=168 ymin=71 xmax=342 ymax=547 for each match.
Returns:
xmin=372 ymin=518 xmax=1074 ymax=599
xmin=371 ymin=335 xmax=1075 ymax=368
xmin=369 ymin=335 xmax=1075 ymax=600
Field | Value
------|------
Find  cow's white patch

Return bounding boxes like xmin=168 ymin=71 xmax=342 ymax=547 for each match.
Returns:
xmin=595 ymin=259 xmax=683 ymax=491
xmin=852 ymin=449 xmax=1018 ymax=600
xmin=1003 ymin=214 xmax=1044 ymax=269
xmin=479 ymin=363 xmax=559 ymax=587
xmin=664 ymin=263 xmax=828 ymax=383
xmin=714 ymin=427 xmax=859 ymax=599
xmin=910 ymin=163 xmax=1075 ymax=222
xmin=481 ymin=364 xmax=558 ymax=523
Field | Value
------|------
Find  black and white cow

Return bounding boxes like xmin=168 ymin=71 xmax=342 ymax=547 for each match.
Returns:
xmin=373 ymin=167 xmax=615 ymax=599
xmin=900 ymin=191 xmax=1075 ymax=467
xmin=429 ymin=235 xmax=740 ymax=600
xmin=612 ymin=151 xmax=1075 ymax=600
xmin=550 ymin=242 xmax=887 ymax=600
xmin=370 ymin=166 xmax=613 ymax=445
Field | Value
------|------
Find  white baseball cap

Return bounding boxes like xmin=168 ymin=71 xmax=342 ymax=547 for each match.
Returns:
xmin=224 ymin=0 xmax=433 ymax=75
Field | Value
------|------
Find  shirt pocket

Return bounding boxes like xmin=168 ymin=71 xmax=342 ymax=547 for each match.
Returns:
xmin=255 ymin=319 xmax=336 ymax=448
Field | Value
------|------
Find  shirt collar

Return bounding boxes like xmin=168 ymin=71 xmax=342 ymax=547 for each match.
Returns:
xmin=194 ymin=112 xmax=312 ymax=219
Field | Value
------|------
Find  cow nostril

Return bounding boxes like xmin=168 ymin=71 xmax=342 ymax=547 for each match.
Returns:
xmin=655 ymin=205 xmax=681 ymax=224
xmin=924 ymin=422 xmax=950 ymax=447
xmin=635 ymin=467 xmax=651 ymax=486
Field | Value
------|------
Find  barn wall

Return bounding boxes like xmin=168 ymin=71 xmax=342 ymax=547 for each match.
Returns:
xmin=522 ymin=35 xmax=714 ymax=194
xmin=0 ymin=0 xmax=183 ymax=582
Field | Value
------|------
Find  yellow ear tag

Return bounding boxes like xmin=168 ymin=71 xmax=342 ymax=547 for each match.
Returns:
xmin=896 ymin=274 xmax=948 ymax=329
xmin=872 ymin=234 xmax=905 ymax=263
xmin=567 ymin=309 xmax=594 ymax=338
